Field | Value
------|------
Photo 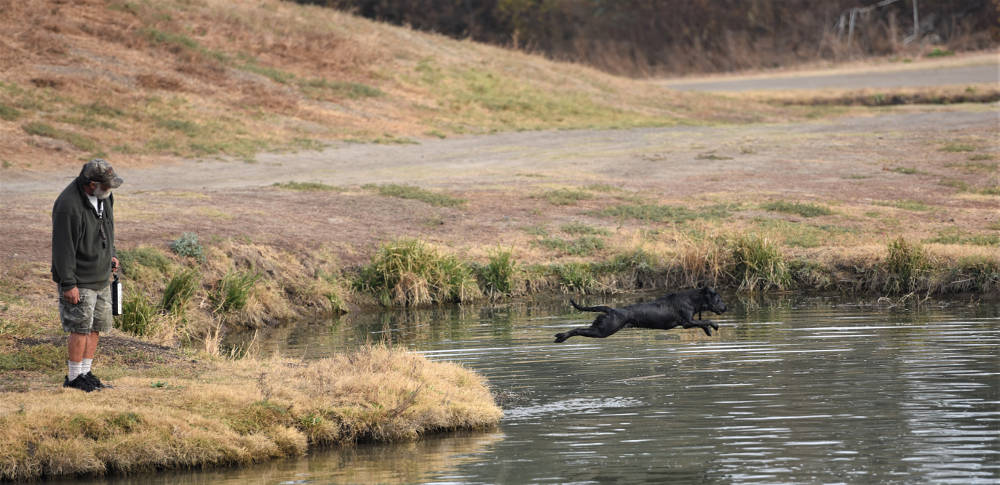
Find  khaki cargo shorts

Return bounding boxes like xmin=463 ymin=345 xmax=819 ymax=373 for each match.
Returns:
xmin=59 ymin=286 xmax=113 ymax=334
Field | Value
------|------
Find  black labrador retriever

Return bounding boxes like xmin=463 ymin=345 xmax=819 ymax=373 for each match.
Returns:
xmin=554 ymin=287 xmax=727 ymax=343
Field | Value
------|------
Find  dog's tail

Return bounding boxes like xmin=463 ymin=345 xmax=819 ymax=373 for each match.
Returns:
xmin=570 ymin=299 xmax=614 ymax=314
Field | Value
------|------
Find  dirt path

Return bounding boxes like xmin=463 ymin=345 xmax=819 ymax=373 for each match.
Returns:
xmin=5 ymin=105 xmax=997 ymax=271
xmin=661 ymin=53 xmax=998 ymax=92
xmin=7 ymin=108 xmax=997 ymax=194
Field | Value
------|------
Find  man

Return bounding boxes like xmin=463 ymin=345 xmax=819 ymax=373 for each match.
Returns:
xmin=52 ymin=158 xmax=123 ymax=392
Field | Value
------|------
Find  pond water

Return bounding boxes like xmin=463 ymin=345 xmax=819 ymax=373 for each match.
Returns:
xmin=68 ymin=294 xmax=999 ymax=484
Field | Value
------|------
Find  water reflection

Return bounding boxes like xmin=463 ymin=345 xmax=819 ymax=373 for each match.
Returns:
xmin=82 ymin=295 xmax=1000 ymax=483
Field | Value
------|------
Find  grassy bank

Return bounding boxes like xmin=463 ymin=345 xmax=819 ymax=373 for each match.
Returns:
xmin=0 ymin=345 xmax=500 ymax=481
xmin=4 ymin=233 xmax=995 ymax=348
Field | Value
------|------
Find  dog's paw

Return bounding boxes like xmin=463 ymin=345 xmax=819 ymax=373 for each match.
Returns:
xmin=701 ymin=326 xmax=713 ymax=337
xmin=554 ymin=333 xmax=568 ymax=343
xmin=709 ymin=321 xmax=719 ymax=330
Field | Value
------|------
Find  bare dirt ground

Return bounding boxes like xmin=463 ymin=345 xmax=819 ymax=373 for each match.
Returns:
xmin=5 ymin=104 xmax=998 ymax=271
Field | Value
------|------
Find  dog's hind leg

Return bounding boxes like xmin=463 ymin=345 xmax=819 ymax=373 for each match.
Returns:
xmin=554 ymin=312 xmax=629 ymax=343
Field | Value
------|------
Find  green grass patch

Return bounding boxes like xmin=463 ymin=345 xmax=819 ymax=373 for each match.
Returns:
xmin=0 ymin=103 xmax=22 ymax=121
xmin=948 ymin=160 xmax=997 ymax=172
xmin=0 ymin=344 xmax=64 ymax=372
xmin=560 ymin=222 xmax=611 ymax=236
xmin=923 ymin=229 xmax=1000 ymax=246
xmin=877 ymin=199 xmax=932 ymax=212
xmin=272 ymin=181 xmax=344 ymax=191
xmin=521 ymin=225 xmax=548 ymax=237
xmin=940 ymin=143 xmax=976 ymax=153
xmin=22 ymin=122 xmax=98 ymax=152
xmin=761 ymin=200 xmax=834 ymax=218
xmin=596 ymin=203 xmax=733 ymax=223
xmin=695 ymin=152 xmax=733 ymax=161
xmin=300 ymin=78 xmax=383 ymax=100
xmin=538 ymin=189 xmax=593 ymax=206
xmin=118 ymin=246 xmax=172 ymax=275
xmin=887 ymin=166 xmax=921 ymax=175
xmin=364 ymin=184 xmax=465 ymax=207
xmin=925 ymin=48 xmax=954 ymax=57
xmin=533 ymin=236 xmax=606 ymax=256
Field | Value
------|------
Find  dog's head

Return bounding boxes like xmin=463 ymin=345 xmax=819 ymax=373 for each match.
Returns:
xmin=701 ymin=287 xmax=727 ymax=314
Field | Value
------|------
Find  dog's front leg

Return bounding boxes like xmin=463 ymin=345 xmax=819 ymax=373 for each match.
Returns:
xmin=680 ymin=313 xmax=713 ymax=336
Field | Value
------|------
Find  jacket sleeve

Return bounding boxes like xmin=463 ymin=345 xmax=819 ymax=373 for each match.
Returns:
xmin=52 ymin=208 xmax=79 ymax=291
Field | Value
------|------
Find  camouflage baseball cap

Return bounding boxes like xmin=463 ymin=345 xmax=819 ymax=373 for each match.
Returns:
xmin=80 ymin=158 xmax=124 ymax=188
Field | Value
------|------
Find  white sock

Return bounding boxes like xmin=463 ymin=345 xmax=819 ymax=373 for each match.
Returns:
xmin=68 ymin=361 xmax=83 ymax=380
xmin=81 ymin=358 xmax=93 ymax=375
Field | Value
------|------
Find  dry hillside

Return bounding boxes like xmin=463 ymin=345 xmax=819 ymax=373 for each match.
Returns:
xmin=0 ymin=0 xmax=773 ymax=173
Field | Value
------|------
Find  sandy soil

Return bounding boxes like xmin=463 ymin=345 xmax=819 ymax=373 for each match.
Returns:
xmin=5 ymin=105 xmax=998 ymax=271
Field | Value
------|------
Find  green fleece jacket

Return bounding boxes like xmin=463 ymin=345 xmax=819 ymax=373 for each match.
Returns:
xmin=51 ymin=176 xmax=116 ymax=291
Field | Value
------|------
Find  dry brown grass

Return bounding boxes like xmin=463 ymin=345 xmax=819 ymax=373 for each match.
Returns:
xmin=0 ymin=0 xmax=780 ymax=172
xmin=0 ymin=345 xmax=501 ymax=481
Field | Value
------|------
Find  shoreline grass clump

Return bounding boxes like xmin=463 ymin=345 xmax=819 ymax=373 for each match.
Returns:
xmin=356 ymin=239 xmax=481 ymax=306
xmin=0 ymin=346 xmax=502 ymax=482
xmin=211 ymin=271 xmax=260 ymax=314
xmin=727 ymin=234 xmax=791 ymax=292
xmin=882 ymin=237 xmax=931 ymax=294
xmin=477 ymin=248 xmax=519 ymax=298
xmin=161 ymin=268 xmax=201 ymax=314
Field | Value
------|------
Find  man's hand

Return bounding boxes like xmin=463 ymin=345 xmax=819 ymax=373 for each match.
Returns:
xmin=63 ymin=287 xmax=80 ymax=305
xmin=112 ymin=257 xmax=120 ymax=274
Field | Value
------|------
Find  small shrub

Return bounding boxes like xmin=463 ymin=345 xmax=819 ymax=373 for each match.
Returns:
xmin=161 ymin=268 xmax=200 ymax=314
xmin=728 ymin=234 xmax=790 ymax=292
xmin=117 ymin=293 xmax=158 ymax=336
xmin=211 ymin=271 xmax=259 ymax=313
xmin=170 ymin=233 xmax=204 ymax=262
